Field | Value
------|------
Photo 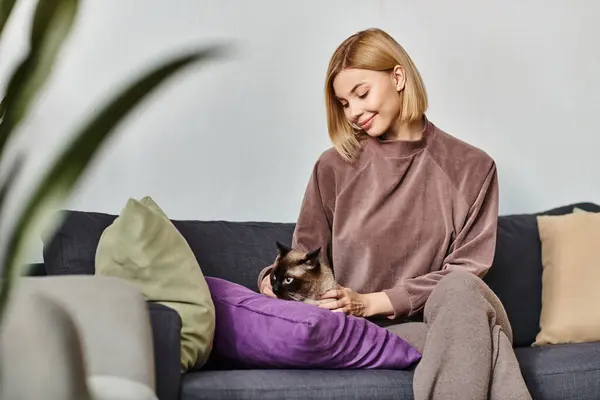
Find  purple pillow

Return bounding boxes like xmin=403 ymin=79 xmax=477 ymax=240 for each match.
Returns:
xmin=204 ymin=277 xmax=421 ymax=369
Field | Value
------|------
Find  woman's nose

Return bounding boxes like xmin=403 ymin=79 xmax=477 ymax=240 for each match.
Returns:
xmin=349 ymin=104 xmax=363 ymax=120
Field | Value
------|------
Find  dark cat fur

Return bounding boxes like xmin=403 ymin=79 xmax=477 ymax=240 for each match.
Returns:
xmin=269 ymin=241 xmax=339 ymax=305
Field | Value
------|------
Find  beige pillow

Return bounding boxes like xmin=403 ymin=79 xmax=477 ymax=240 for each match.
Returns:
xmin=535 ymin=211 xmax=600 ymax=346
xmin=95 ymin=196 xmax=215 ymax=371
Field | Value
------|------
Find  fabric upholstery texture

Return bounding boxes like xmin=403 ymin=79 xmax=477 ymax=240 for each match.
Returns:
xmin=146 ymin=303 xmax=182 ymax=400
xmin=43 ymin=211 xmax=295 ymax=291
xmin=181 ymin=369 xmax=414 ymax=400
xmin=515 ymin=341 xmax=600 ymax=400
xmin=94 ymin=196 xmax=215 ymax=371
xmin=182 ymin=341 xmax=600 ymax=400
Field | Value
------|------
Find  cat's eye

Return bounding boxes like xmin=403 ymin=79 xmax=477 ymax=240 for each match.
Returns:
xmin=283 ymin=277 xmax=294 ymax=285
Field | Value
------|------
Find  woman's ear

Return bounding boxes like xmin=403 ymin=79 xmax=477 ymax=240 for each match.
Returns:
xmin=392 ymin=65 xmax=406 ymax=92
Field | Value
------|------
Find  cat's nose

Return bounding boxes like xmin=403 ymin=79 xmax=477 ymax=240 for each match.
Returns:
xmin=272 ymin=281 xmax=281 ymax=293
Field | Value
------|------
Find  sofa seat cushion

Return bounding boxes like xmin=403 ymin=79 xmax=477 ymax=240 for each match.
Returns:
xmin=181 ymin=369 xmax=414 ymax=400
xmin=182 ymin=342 xmax=600 ymax=400
xmin=515 ymin=341 xmax=600 ymax=400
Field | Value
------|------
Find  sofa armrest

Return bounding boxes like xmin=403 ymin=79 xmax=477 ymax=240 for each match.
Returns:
xmin=148 ymin=302 xmax=182 ymax=400
xmin=16 ymin=276 xmax=156 ymax=387
xmin=25 ymin=262 xmax=47 ymax=276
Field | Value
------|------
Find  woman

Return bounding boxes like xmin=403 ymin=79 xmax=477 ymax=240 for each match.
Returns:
xmin=257 ymin=28 xmax=531 ymax=400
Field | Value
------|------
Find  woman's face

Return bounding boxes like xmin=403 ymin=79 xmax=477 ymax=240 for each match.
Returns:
xmin=332 ymin=67 xmax=405 ymax=139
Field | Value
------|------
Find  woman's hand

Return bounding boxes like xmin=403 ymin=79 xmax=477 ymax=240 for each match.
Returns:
xmin=318 ymin=287 xmax=395 ymax=318
xmin=259 ymin=275 xmax=276 ymax=298
xmin=318 ymin=286 xmax=370 ymax=317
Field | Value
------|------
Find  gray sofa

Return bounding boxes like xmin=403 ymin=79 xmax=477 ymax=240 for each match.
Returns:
xmin=29 ymin=201 xmax=600 ymax=400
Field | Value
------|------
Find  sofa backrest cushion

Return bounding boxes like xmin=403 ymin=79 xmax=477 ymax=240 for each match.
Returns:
xmin=43 ymin=211 xmax=117 ymax=275
xmin=43 ymin=202 xmax=600 ymax=347
xmin=43 ymin=211 xmax=295 ymax=291
xmin=483 ymin=202 xmax=600 ymax=346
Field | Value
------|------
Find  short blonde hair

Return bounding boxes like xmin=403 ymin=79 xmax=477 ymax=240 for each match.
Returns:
xmin=324 ymin=28 xmax=428 ymax=162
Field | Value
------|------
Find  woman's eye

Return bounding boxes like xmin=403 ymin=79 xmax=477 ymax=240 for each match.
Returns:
xmin=358 ymin=91 xmax=369 ymax=99
xmin=284 ymin=277 xmax=294 ymax=285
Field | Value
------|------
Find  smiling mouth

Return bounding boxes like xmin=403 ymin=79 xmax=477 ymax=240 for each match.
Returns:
xmin=359 ymin=114 xmax=376 ymax=128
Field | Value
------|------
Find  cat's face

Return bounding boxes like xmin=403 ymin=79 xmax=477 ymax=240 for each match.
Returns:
xmin=269 ymin=241 xmax=331 ymax=303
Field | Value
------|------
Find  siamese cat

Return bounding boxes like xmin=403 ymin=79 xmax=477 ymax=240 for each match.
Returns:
xmin=269 ymin=241 xmax=339 ymax=305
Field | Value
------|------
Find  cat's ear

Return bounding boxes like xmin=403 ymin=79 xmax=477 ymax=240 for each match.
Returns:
xmin=276 ymin=241 xmax=291 ymax=256
xmin=306 ymin=247 xmax=321 ymax=261
xmin=304 ymin=247 xmax=321 ymax=271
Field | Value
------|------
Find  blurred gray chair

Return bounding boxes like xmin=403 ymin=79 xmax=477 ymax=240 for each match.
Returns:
xmin=0 ymin=275 xmax=158 ymax=400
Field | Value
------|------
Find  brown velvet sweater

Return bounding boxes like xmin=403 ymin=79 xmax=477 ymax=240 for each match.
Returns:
xmin=258 ymin=117 xmax=499 ymax=319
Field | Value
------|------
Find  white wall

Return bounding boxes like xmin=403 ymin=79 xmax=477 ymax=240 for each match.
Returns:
xmin=1 ymin=0 xmax=599 ymax=262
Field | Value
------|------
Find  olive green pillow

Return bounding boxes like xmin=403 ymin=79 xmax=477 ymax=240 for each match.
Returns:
xmin=573 ymin=207 xmax=591 ymax=214
xmin=94 ymin=196 xmax=215 ymax=372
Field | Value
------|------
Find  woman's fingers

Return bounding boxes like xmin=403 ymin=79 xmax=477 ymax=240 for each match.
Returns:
xmin=318 ymin=297 xmax=348 ymax=310
xmin=319 ymin=300 xmax=340 ymax=310
xmin=319 ymin=288 xmax=343 ymax=300
xmin=260 ymin=276 xmax=276 ymax=298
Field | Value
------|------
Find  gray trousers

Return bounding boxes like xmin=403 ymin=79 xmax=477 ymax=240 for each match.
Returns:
xmin=383 ymin=271 xmax=532 ymax=400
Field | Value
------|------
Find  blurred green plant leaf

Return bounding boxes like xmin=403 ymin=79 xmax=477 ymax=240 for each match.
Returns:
xmin=0 ymin=0 xmax=17 ymax=37
xmin=0 ymin=156 xmax=23 ymax=225
xmin=0 ymin=96 xmax=5 ymax=122
xmin=0 ymin=45 xmax=226 ymax=324
xmin=0 ymin=0 xmax=78 ymax=159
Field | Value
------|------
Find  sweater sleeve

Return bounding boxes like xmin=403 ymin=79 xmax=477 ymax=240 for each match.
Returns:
xmin=383 ymin=162 xmax=500 ymax=318
xmin=256 ymin=157 xmax=335 ymax=289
